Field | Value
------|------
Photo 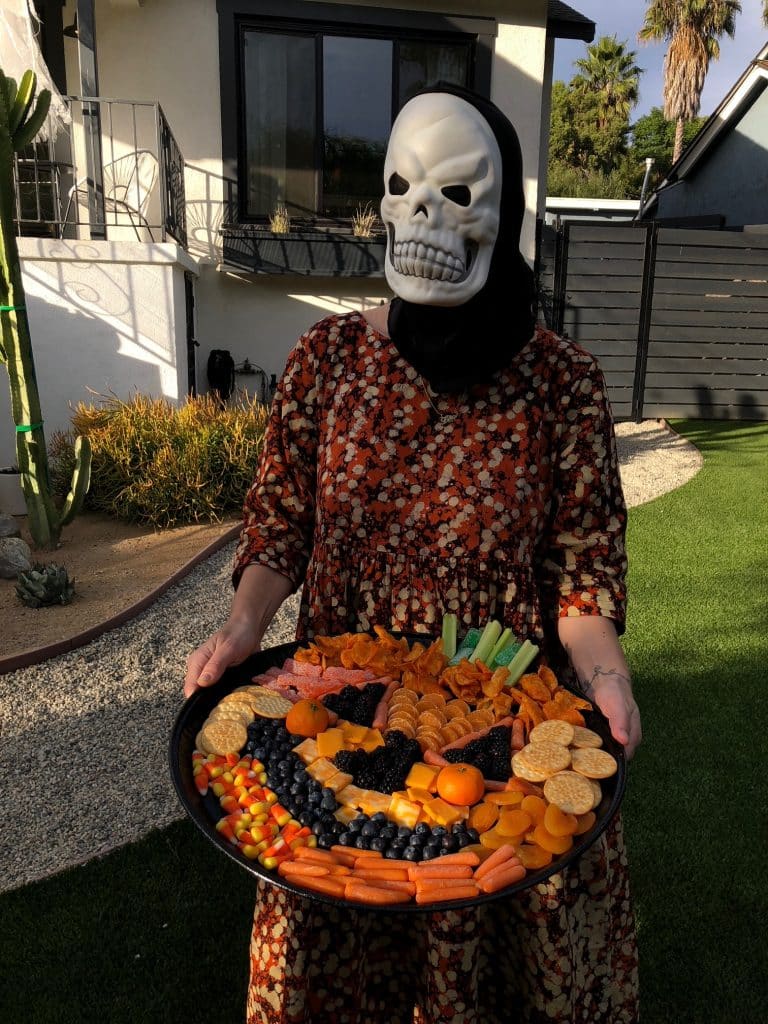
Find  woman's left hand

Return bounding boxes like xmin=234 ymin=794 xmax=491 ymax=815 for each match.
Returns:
xmin=588 ymin=674 xmax=642 ymax=760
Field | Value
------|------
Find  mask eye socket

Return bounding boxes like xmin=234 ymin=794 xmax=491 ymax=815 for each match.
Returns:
xmin=441 ymin=184 xmax=471 ymax=207
xmin=388 ymin=173 xmax=409 ymax=195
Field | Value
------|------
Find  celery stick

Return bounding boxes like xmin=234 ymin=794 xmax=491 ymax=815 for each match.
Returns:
xmin=468 ymin=619 xmax=502 ymax=665
xmin=505 ymin=640 xmax=540 ymax=685
xmin=491 ymin=641 xmax=521 ymax=668
xmin=441 ymin=613 xmax=458 ymax=660
xmin=449 ymin=627 xmax=481 ymax=665
xmin=488 ymin=627 xmax=513 ymax=666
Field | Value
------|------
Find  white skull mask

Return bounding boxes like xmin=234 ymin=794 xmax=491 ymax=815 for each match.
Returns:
xmin=380 ymin=93 xmax=503 ymax=306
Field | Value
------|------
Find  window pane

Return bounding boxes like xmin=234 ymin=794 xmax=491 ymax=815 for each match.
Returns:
xmin=398 ymin=41 xmax=470 ymax=108
xmin=242 ymin=31 xmax=316 ymax=218
xmin=322 ymin=35 xmax=391 ymax=217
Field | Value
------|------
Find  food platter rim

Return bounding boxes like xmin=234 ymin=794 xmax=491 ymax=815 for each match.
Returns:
xmin=169 ymin=635 xmax=626 ymax=913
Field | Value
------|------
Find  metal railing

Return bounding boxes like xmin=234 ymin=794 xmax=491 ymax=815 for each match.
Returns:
xmin=11 ymin=96 xmax=187 ymax=248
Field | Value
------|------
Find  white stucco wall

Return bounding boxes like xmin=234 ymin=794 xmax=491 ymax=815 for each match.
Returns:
xmin=61 ymin=0 xmax=549 ymax=390
xmin=0 ymin=239 xmax=196 ymax=467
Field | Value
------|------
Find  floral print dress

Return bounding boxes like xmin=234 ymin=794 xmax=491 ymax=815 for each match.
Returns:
xmin=234 ymin=312 xmax=639 ymax=1024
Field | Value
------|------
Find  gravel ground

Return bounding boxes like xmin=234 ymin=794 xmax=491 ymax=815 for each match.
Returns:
xmin=0 ymin=419 xmax=701 ymax=894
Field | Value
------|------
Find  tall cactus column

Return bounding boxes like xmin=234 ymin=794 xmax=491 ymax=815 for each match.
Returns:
xmin=0 ymin=68 xmax=91 ymax=549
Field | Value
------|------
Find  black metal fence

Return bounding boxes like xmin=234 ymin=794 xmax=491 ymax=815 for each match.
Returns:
xmin=12 ymin=96 xmax=187 ymax=248
xmin=537 ymin=222 xmax=768 ymax=421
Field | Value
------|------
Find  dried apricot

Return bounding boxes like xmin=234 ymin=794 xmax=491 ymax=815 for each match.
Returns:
xmin=484 ymin=790 xmax=525 ymax=806
xmin=574 ymin=810 xmax=597 ymax=835
xmin=516 ymin=843 xmax=553 ymax=870
xmin=496 ymin=809 xmax=533 ymax=837
xmin=543 ymin=803 xmax=578 ymax=837
xmin=468 ymin=802 xmax=500 ymax=834
xmin=520 ymin=795 xmax=547 ymax=824
xmin=531 ymin=824 xmax=574 ymax=855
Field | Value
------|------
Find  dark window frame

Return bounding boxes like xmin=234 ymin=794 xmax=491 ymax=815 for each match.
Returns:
xmin=217 ymin=0 xmax=496 ymax=228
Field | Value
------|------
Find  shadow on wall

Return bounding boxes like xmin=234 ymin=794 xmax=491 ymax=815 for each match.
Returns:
xmin=184 ymin=165 xmax=239 ymax=264
xmin=0 ymin=256 xmax=171 ymax=465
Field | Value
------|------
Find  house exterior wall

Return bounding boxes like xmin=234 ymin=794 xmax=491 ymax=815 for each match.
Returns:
xmin=0 ymin=240 xmax=195 ymax=467
xmin=655 ymin=86 xmax=768 ymax=228
xmin=82 ymin=0 xmax=549 ymax=389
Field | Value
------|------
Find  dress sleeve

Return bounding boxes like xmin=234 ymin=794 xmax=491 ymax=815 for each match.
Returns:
xmin=232 ymin=325 xmax=323 ymax=592
xmin=536 ymin=346 xmax=628 ymax=635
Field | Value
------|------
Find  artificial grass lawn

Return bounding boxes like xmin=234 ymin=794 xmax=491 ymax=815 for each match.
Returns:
xmin=2 ymin=420 xmax=766 ymax=1024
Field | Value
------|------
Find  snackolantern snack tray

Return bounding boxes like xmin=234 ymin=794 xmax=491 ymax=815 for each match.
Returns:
xmin=170 ymin=639 xmax=626 ymax=913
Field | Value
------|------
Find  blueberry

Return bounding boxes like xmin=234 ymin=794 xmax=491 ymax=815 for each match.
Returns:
xmin=371 ymin=812 xmax=388 ymax=825
xmin=307 ymin=791 xmax=322 ymax=807
xmin=361 ymin=822 xmax=378 ymax=837
xmin=354 ymin=835 xmax=371 ymax=850
xmin=431 ymin=825 xmax=447 ymax=838
xmin=421 ymin=845 xmax=440 ymax=861
xmin=456 ymin=832 xmax=472 ymax=848
xmin=402 ymin=846 xmax=421 ymax=862
xmin=408 ymin=833 xmax=425 ymax=847
xmin=380 ymin=825 xmax=398 ymax=842
xmin=389 ymin=841 xmax=406 ymax=856
xmin=277 ymin=760 xmax=293 ymax=775
xmin=289 ymin=780 xmax=305 ymax=795
xmin=332 ymin=820 xmax=346 ymax=836
xmin=370 ymin=837 xmax=388 ymax=853
xmin=385 ymin=846 xmax=403 ymax=860
xmin=291 ymin=793 xmax=306 ymax=810
xmin=311 ymin=820 xmax=327 ymax=836
xmin=465 ymin=828 xmax=480 ymax=843
xmin=298 ymin=811 xmax=314 ymax=828
xmin=452 ymin=822 xmax=467 ymax=833
xmin=320 ymin=794 xmax=338 ymax=812
xmin=317 ymin=834 xmax=335 ymax=850
xmin=440 ymin=834 xmax=459 ymax=853
xmin=397 ymin=826 xmax=412 ymax=840
xmin=251 ymin=746 xmax=267 ymax=761
xmin=414 ymin=822 xmax=431 ymax=837
xmin=348 ymin=818 xmax=365 ymax=834
xmin=337 ymin=832 xmax=355 ymax=846
xmin=321 ymin=788 xmax=337 ymax=801
xmin=293 ymin=767 xmax=307 ymax=781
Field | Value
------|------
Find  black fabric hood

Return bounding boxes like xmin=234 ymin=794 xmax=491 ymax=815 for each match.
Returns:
xmin=386 ymin=83 xmax=537 ymax=394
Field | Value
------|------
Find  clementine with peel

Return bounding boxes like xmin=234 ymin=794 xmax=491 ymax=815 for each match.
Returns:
xmin=285 ymin=699 xmax=330 ymax=738
xmin=436 ymin=763 xmax=485 ymax=807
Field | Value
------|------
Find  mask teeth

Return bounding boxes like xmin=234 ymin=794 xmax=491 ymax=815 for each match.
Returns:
xmin=391 ymin=239 xmax=465 ymax=280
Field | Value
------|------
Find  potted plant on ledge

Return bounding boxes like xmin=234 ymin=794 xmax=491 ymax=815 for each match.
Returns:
xmin=221 ymin=202 xmax=387 ymax=277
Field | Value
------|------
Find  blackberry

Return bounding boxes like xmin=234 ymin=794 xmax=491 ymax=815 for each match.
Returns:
xmin=322 ymin=682 xmax=386 ymax=725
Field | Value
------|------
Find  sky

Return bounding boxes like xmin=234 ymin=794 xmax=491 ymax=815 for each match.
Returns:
xmin=552 ymin=0 xmax=768 ymax=120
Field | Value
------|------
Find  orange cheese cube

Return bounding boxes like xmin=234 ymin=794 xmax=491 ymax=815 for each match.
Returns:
xmin=293 ymin=738 xmax=319 ymax=765
xmin=316 ymin=728 xmax=346 ymax=758
xmin=406 ymin=787 xmax=434 ymax=805
xmin=323 ymin=770 xmax=354 ymax=794
xmin=405 ymin=762 xmax=441 ymax=792
xmin=335 ymin=783 xmax=368 ymax=808
xmin=306 ymin=757 xmax=341 ymax=785
xmin=359 ymin=791 xmax=393 ymax=815
xmin=360 ymin=728 xmax=385 ymax=752
xmin=388 ymin=794 xmax=422 ymax=828
xmin=423 ymin=797 xmax=466 ymax=827
xmin=340 ymin=722 xmax=369 ymax=744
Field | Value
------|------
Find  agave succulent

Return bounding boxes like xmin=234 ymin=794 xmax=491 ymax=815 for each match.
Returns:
xmin=15 ymin=562 xmax=76 ymax=608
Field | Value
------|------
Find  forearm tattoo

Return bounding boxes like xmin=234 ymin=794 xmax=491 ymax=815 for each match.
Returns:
xmin=579 ymin=666 xmax=632 ymax=699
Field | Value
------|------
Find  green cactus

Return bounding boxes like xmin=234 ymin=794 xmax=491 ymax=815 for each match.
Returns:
xmin=0 ymin=67 xmax=91 ymax=549
xmin=15 ymin=562 xmax=76 ymax=608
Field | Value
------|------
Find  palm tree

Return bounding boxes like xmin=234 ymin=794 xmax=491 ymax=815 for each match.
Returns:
xmin=639 ymin=1 xmax=741 ymax=163
xmin=571 ymin=35 xmax=643 ymax=132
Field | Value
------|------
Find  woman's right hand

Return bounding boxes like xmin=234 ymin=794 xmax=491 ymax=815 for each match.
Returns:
xmin=183 ymin=618 xmax=262 ymax=698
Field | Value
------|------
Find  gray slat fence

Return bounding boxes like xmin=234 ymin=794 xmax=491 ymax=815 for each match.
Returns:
xmin=536 ymin=221 xmax=768 ymax=420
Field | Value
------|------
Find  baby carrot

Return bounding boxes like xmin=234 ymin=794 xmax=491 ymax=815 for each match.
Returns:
xmin=417 ymin=851 xmax=479 ymax=867
xmin=278 ymin=862 xmax=329 ymax=877
xmin=294 ymin=847 xmax=342 ymax=864
xmin=473 ymin=843 xmax=519 ymax=881
xmin=415 ymin=885 xmax=479 ymax=904
xmin=414 ymin=876 xmax=481 ymax=895
xmin=408 ymin=864 xmax=473 ymax=880
xmin=345 ymin=881 xmax=412 ymax=905
xmin=292 ymin=875 xmax=346 ymax=899
xmin=354 ymin=868 xmax=410 ymax=883
xmin=477 ymin=862 xmax=527 ymax=893
xmin=358 ymin=879 xmax=416 ymax=895
xmin=348 ymin=848 xmax=385 ymax=860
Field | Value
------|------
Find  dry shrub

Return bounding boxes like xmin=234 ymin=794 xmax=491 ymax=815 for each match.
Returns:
xmin=53 ymin=392 xmax=269 ymax=528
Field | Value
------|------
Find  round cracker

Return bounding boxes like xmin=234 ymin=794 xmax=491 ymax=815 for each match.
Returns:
xmin=543 ymin=771 xmax=595 ymax=815
xmin=390 ymin=689 xmax=418 ymax=705
xmin=516 ymin=741 xmax=571 ymax=777
xmin=417 ymin=693 xmax=446 ymax=709
xmin=194 ymin=729 xmax=210 ymax=754
xmin=419 ymin=710 xmax=446 ymax=730
xmin=200 ymin=718 xmax=248 ymax=756
xmin=589 ymin=778 xmax=603 ymax=810
xmin=249 ymin=687 xmax=293 ymax=719
xmin=570 ymin=726 xmax=604 ymax=749
xmin=529 ymin=719 xmax=575 ymax=747
xmin=511 ymin=751 xmax=549 ymax=783
xmin=209 ymin=704 xmax=254 ymax=725
xmin=571 ymin=747 xmax=617 ymax=779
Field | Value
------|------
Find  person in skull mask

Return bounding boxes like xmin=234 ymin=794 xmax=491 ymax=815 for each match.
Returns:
xmin=185 ymin=85 xmax=640 ymax=1024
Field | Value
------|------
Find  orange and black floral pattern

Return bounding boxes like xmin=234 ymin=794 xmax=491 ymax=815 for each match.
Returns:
xmin=246 ymin=816 xmax=638 ymax=1024
xmin=236 ymin=312 xmax=638 ymax=1022
xmin=234 ymin=313 xmax=628 ymax=662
